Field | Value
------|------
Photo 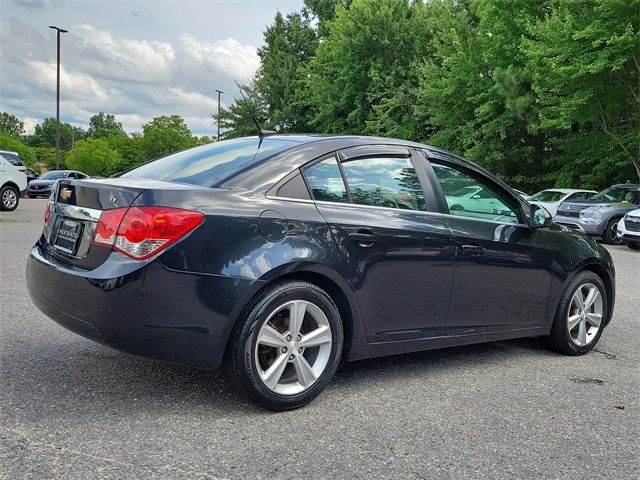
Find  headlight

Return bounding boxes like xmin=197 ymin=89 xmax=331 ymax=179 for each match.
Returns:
xmin=579 ymin=209 xmax=603 ymax=224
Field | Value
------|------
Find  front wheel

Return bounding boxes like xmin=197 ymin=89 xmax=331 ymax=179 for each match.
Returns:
xmin=545 ymin=271 xmax=607 ymax=355
xmin=602 ymin=217 xmax=623 ymax=245
xmin=224 ymin=280 xmax=343 ymax=411
xmin=0 ymin=185 xmax=19 ymax=211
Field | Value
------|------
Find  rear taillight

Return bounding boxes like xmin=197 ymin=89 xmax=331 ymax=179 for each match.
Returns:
xmin=92 ymin=206 xmax=204 ymax=260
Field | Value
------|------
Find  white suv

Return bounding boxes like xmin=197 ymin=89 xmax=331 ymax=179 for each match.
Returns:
xmin=0 ymin=155 xmax=28 ymax=211
xmin=617 ymin=208 xmax=640 ymax=250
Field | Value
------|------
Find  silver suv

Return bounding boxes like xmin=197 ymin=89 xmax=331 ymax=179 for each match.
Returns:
xmin=555 ymin=184 xmax=640 ymax=244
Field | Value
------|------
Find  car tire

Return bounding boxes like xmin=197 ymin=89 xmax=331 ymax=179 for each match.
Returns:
xmin=545 ymin=271 xmax=607 ymax=356
xmin=224 ymin=280 xmax=343 ymax=411
xmin=624 ymin=241 xmax=640 ymax=250
xmin=0 ymin=185 xmax=19 ymax=211
xmin=602 ymin=217 xmax=623 ymax=245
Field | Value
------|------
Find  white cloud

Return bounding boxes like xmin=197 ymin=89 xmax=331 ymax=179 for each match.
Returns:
xmin=0 ymin=17 xmax=260 ymax=136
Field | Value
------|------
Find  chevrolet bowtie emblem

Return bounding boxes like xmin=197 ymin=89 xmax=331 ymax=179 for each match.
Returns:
xmin=60 ymin=188 xmax=72 ymax=200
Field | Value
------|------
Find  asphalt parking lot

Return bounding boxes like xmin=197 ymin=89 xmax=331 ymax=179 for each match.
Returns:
xmin=1 ymin=198 xmax=638 ymax=480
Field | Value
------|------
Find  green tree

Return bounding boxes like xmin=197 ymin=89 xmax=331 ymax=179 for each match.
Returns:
xmin=0 ymin=112 xmax=24 ymax=137
xmin=305 ymin=0 xmax=428 ymax=138
xmin=0 ymin=132 xmax=36 ymax=165
xmin=141 ymin=115 xmax=195 ymax=160
xmin=105 ymin=134 xmax=144 ymax=173
xmin=215 ymin=84 xmax=271 ymax=139
xmin=64 ymin=138 xmax=120 ymax=176
xmin=525 ymin=0 xmax=640 ymax=185
xmin=26 ymin=118 xmax=74 ymax=149
xmin=88 ymin=113 xmax=127 ymax=139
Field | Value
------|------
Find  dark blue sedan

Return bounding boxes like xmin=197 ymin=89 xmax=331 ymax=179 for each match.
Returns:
xmin=27 ymin=170 xmax=89 ymax=198
xmin=26 ymin=135 xmax=615 ymax=410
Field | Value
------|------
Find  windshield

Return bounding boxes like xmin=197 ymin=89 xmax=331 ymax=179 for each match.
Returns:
xmin=591 ymin=186 xmax=639 ymax=203
xmin=122 ymin=138 xmax=298 ymax=187
xmin=40 ymin=171 xmax=67 ymax=180
xmin=529 ymin=190 xmax=566 ymax=202
xmin=1 ymin=152 xmax=22 ymax=166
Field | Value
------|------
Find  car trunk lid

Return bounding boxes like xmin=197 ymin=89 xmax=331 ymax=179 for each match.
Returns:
xmin=44 ymin=178 xmax=196 ymax=269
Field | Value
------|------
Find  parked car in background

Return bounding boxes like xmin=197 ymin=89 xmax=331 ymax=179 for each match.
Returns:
xmin=27 ymin=135 xmax=616 ymax=411
xmin=616 ymin=208 xmax=640 ymax=250
xmin=0 ymin=155 xmax=27 ymax=211
xmin=0 ymin=150 xmax=26 ymax=173
xmin=555 ymin=184 xmax=640 ymax=244
xmin=27 ymin=170 xmax=89 ymax=198
xmin=528 ymin=189 xmax=597 ymax=217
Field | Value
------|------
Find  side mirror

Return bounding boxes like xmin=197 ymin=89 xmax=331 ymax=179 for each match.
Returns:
xmin=530 ymin=204 xmax=552 ymax=228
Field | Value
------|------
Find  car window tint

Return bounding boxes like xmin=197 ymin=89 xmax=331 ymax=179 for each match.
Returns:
xmin=304 ymin=158 xmax=348 ymax=203
xmin=341 ymin=157 xmax=426 ymax=211
xmin=431 ymin=164 xmax=520 ymax=223
xmin=567 ymin=192 xmax=591 ymax=201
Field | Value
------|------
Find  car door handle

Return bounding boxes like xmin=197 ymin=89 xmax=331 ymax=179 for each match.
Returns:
xmin=349 ymin=231 xmax=377 ymax=247
xmin=461 ymin=243 xmax=485 ymax=255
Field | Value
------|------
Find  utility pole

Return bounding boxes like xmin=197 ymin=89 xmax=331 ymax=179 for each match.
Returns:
xmin=214 ymin=89 xmax=223 ymax=141
xmin=49 ymin=26 xmax=68 ymax=170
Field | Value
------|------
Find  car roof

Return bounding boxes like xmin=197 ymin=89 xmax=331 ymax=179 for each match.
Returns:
xmin=0 ymin=149 xmax=19 ymax=154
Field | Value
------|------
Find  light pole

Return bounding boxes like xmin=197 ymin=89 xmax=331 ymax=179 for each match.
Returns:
xmin=49 ymin=25 xmax=68 ymax=170
xmin=214 ymin=89 xmax=223 ymax=141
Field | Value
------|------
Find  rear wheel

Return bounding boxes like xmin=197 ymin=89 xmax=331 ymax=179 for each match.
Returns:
xmin=602 ymin=217 xmax=623 ymax=245
xmin=0 ymin=185 xmax=19 ymax=211
xmin=545 ymin=271 xmax=607 ymax=355
xmin=224 ymin=280 xmax=343 ymax=411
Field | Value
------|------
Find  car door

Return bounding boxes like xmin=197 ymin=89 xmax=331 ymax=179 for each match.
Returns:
xmin=302 ymin=146 xmax=455 ymax=342
xmin=421 ymin=151 xmax=554 ymax=335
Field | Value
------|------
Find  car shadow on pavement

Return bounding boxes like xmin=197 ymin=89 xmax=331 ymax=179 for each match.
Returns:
xmin=2 ymin=333 xmax=555 ymax=419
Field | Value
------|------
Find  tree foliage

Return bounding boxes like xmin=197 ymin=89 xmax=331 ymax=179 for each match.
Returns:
xmin=64 ymin=138 xmax=120 ymax=176
xmin=219 ymin=0 xmax=640 ymax=190
xmin=88 ymin=113 xmax=127 ymax=139
xmin=141 ymin=115 xmax=195 ymax=160
xmin=0 ymin=112 xmax=24 ymax=137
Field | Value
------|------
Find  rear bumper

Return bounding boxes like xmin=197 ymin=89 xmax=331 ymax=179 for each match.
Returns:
xmin=26 ymin=239 xmax=262 ymax=370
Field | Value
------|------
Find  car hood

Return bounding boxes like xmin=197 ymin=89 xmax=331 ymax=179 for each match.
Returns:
xmin=29 ymin=179 xmax=57 ymax=187
xmin=558 ymin=200 xmax=631 ymax=213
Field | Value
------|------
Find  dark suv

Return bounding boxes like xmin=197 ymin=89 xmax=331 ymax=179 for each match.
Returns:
xmin=555 ymin=184 xmax=640 ymax=244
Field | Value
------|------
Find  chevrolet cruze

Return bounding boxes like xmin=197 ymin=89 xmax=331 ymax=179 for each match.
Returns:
xmin=27 ymin=135 xmax=616 ymax=410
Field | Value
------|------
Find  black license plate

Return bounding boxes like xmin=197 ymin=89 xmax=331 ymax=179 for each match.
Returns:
xmin=54 ymin=219 xmax=83 ymax=254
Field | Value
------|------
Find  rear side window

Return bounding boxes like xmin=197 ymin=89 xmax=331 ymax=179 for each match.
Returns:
xmin=122 ymin=138 xmax=297 ymax=187
xmin=341 ymin=157 xmax=426 ymax=211
xmin=304 ymin=158 xmax=348 ymax=203
xmin=1 ymin=152 xmax=23 ymax=166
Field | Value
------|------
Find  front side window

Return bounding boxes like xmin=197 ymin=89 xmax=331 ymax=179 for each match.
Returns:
xmin=341 ymin=157 xmax=426 ymax=211
xmin=304 ymin=158 xmax=348 ymax=203
xmin=431 ymin=163 xmax=521 ymax=223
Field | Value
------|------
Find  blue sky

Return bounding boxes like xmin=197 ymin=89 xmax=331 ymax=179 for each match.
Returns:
xmin=0 ymin=0 xmax=304 ymax=136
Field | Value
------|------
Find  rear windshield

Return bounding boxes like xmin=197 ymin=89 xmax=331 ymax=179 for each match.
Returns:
xmin=592 ymin=186 xmax=640 ymax=203
xmin=122 ymin=138 xmax=298 ymax=187
xmin=529 ymin=190 xmax=566 ymax=202
xmin=1 ymin=152 xmax=22 ymax=166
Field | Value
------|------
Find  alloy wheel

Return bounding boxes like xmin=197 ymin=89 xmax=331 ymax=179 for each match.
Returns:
xmin=567 ymin=282 xmax=603 ymax=347
xmin=2 ymin=189 xmax=17 ymax=209
xmin=254 ymin=300 xmax=333 ymax=395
